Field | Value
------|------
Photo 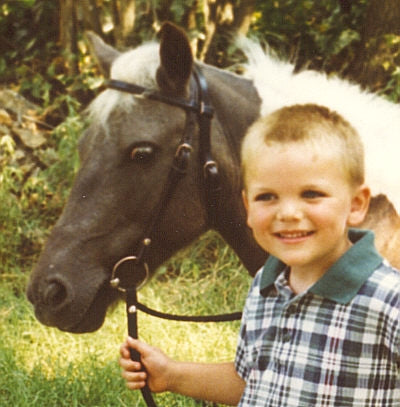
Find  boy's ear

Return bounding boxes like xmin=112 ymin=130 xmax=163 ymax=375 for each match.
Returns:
xmin=348 ymin=185 xmax=371 ymax=226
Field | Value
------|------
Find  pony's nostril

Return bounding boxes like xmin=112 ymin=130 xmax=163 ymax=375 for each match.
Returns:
xmin=44 ymin=281 xmax=68 ymax=308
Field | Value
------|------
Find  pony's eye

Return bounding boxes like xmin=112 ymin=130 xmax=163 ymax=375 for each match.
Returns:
xmin=130 ymin=145 xmax=154 ymax=163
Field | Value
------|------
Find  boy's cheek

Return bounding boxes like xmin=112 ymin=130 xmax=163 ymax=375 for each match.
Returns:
xmin=245 ymin=207 xmax=258 ymax=231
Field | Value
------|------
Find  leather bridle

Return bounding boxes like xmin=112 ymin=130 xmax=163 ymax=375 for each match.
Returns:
xmin=109 ymin=66 xmax=219 ymax=290
xmin=107 ymin=66 xmax=242 ymax=406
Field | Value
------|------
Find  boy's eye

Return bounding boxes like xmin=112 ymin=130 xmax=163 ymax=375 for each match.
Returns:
xmin=302 ymin=190 xmax=325 ymax=199
xmin=255 ymin=192 xmax=277 ymax=202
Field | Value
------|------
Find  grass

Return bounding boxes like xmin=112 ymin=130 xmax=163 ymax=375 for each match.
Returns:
xmin=0 ymin=232 xmax=252 ymax=407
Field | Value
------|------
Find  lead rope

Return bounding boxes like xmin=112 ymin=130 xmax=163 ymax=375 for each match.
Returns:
xmin=126 ymin=287 xmax=157 ymax=407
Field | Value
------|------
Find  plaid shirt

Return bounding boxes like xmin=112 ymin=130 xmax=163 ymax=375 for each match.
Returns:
xmin=235 ymin=229 xmax=400 ymax=406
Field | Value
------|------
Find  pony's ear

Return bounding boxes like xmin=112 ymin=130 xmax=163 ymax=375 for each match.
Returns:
xmin=156 ymin=22 xmax=193 ymax=95
xmin=86 ymin=31 xmax=121 ymax=77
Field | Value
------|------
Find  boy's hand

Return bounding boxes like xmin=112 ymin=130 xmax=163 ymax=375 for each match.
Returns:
xmin=120 ymin=337 xmax=245 ymax=405
xmin=119 ymin=337 xmax=172 ymax=393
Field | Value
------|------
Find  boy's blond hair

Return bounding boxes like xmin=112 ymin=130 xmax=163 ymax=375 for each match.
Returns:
xmin=241 ymin=104 xmax=365 ymax=188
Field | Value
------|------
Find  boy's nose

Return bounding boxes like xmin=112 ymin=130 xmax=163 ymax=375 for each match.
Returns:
xmin=276 ymin=201 xmax=302 ymax=221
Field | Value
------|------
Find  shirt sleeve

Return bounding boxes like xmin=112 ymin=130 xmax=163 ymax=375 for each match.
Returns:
xmin=234 ymin=268 xmax=263 ymax=381
xmin=235 ymin=309 xmax=249 ymax=380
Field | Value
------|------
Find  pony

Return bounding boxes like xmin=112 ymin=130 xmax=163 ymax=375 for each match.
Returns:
xmin=27 ymin=23 xmax=400 ymax=333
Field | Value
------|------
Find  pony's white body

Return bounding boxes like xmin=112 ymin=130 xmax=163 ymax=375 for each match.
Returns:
xmin=245 ymin=45 xmax=400 ymax=215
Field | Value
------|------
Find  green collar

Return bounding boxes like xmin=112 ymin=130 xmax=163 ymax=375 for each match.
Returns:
xmin=259 ymin=229 xmax=383 ymax=304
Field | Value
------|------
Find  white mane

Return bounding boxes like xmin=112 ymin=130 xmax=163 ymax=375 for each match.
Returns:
xmin=243 ymin=42 xmax=400 ymax=215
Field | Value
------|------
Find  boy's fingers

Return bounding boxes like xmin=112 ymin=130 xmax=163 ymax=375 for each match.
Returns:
xmin=120 ymin=337 xmax=143 ymax=357
xmin=119 ymin=357 xmax=142 ymax=371
xmin=122 ymin=370 xmax=147 ymax=382
xmin=126 ymin=337 xmax=154 ymax=357
xmin=120 ymin=344 xmax=131 ymax=358
xmin=126 ymin=380 xmax=146 ymax=390
xmin=122 ymin=371 xmax=147 ymax=390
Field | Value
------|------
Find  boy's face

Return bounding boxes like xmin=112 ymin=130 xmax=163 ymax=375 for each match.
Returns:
xmin=242 ymin=141 xmax=370 ymax=280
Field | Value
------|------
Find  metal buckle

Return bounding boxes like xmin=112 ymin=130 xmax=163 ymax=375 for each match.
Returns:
xmin=203 ymin=160 xmax=218 ymax=178
xmin=110 ymin=256 xmax=149 ymax=292
xmin=175 ymin=143 xmax=193 ymax=157
xmin=199 ymin=101 xmax=214 ymax=118
xmin=173 ymin=143 xmax=193 ymax=173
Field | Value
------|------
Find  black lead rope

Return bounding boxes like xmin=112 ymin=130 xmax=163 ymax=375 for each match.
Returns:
xmin=126 ymin=287 xmax=157 ymax=407
xmin=125 ymin=284 xmax=242 ymax=407
xmin=134 ymin=299 xmax=242 ymax=323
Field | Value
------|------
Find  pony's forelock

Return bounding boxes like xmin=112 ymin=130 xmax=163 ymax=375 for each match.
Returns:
xmin=88 ymin=42 xmax=160 ymax=126
xmin=110 ymin=42 xmax=159 ymax=87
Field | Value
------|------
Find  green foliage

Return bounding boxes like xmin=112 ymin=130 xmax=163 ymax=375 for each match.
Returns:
xmin=385 ymin=66 xmax=400 ymax=102
xmin=369 ymin=34 xmax=400 ymax=102
xmin=0 ymin=112 xmax=84 ymax=282
xmin=1 ymin=1 xmax=102 ymax=121
xmin=0 ymin=0 xmax=106 ymax=282
xmin=253 ymin=0 xmax=368 ymax=72
xmin=0 ymin=1 xmax=58 ymax=86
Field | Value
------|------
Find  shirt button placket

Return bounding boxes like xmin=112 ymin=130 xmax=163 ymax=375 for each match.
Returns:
xmin=286 ymin=304 xmax=297 ymax=315
xmin=281 ymin=303 xmax=296 ymax=342
xmin=282 ymin=327 xmax=291 ymax=343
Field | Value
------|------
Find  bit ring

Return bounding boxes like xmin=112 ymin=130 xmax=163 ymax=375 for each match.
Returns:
xmin=110 ymin=256 xmax=149 ymax=292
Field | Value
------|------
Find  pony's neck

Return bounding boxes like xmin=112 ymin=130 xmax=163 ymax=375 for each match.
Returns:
xmin=203 ymin=65 xmax=267 ymax=274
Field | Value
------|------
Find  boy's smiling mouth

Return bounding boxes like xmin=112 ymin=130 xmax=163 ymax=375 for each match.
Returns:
xmin=274 ymin=231 xmax=314 ymax=239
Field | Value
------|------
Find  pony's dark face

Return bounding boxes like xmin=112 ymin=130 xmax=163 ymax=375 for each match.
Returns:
xmin=26 ymin=22 xmax=268 ymax=333
xmin=27 ymin=24 xmax=208 ymax=333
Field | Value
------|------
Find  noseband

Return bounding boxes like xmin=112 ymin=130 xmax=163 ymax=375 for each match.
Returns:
xmin=107 ymin=67 xmax=241 ymax=406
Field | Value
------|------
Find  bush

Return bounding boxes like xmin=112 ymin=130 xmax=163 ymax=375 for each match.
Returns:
xmin=0 ymin=111 xmax=84 ymax=286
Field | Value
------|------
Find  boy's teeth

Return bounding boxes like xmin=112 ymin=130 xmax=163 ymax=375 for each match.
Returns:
xmin=279 ymin=231 xmax=309 ymax=238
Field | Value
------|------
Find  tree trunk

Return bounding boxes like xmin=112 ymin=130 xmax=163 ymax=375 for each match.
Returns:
xmin=157 ymin=0 xmax=175 ymax=23
xmin=181 ymin=1 xmax=200 ymax=56
xmin=113 ymin=0 xmax=136 ymax=47
xmin=339 ymin=0 xmax=351 ymax=14
xmin=347 ymin=0 xmax=400 ymax=91
xmin=362 ymin=0 xmax=400 ymax=38
xmin=80 ymin=0 xmax=103 ymax=36
xmin=203 ymin=0 xmax=255 ymax=66
xmin=198 ymin=0 xmax=218 ymax=61
xmin=59 ymin=0 xmax=79 ymax=75
xmin=231 ymin=0 xmax=256 ymax=36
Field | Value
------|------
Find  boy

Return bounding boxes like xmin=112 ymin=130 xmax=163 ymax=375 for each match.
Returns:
xmin=119 ymin=104 xmax=400 ymax=406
